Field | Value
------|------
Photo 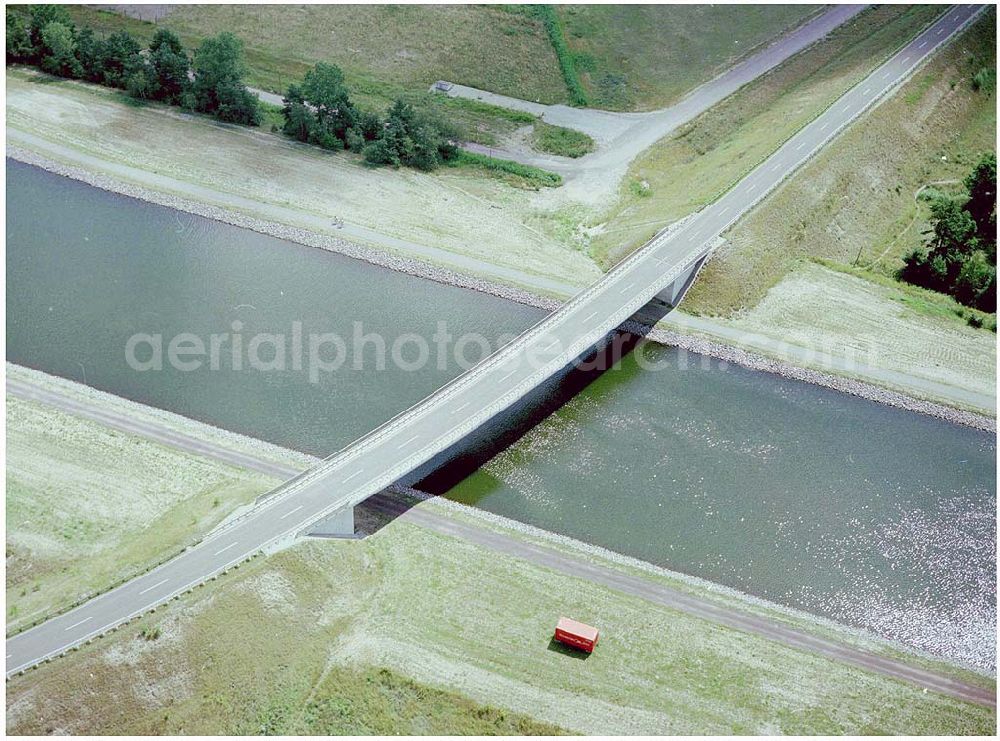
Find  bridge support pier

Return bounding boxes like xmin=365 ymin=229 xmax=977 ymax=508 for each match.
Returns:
xmin=305 ymin=505 xmax=356 ymax=539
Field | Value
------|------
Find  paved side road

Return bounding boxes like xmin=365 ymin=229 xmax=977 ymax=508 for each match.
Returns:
xmin=6 ymin=375 xmax=996 ymax=707
xmin=444 ymin=5 xmax=870 ymax=205
xmin=255 ymin=7 xmax=868 ymax=206
xmin=4 ymin=3 xmax=988 ymax=689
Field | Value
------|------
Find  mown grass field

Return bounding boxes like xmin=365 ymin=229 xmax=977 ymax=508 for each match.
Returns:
xmin=5 ymin=394 xmax=279 ymax=632
xmin=590 ymin=5 xmax=947 ymax=268
xmin=61 ymin=4 xmax=562 ymax=147
xmin=558 ymin=4 xmax=817 ymax=110
xmin=684 ymin=9 xmax=997 ymax=319
xmin=5 ymin=376 xmax=994 ymax=733
xmin=7 ymin=514 xmax=996 ymax=735
xmin=714 ymin=261 xmax=996 ymax=409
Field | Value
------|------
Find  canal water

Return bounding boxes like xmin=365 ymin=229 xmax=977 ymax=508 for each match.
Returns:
xmin=7 ymin=161 xmax=996 ymax=671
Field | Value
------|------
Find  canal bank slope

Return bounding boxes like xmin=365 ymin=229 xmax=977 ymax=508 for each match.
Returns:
xmin=7 ymin=148 xmax=995 ymax=429
xmin=5 ymin=365 xmax=995 ymax=733
xmin=6 ymin=5 xmax=995 ymax=418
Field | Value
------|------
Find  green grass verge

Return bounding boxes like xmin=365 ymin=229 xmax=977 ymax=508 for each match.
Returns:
xmin=530 ymin=121 xmax=595 ymax=158
xmin=5 ymin=394 xmax=279 ymax=632
xmin=591 ymin=5 xmax=948 ymax=269
xmin=681 ymin=8 xmax=996 ymax=317
xmin=450 ymin=150 xmax=562 ymax=189
xmin=530 ymin=5 xmax=589 ymax=106
xmin=7 ymin=523 xmax=995 ymax=735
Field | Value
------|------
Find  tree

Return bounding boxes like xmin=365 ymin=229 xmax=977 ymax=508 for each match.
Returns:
xmin=301 ymin=62 xmax=355 ymax=143
xmin=28 ymin=4 xmax=73 ymax=59
xmin=280 ymin=84 xmax=312 ymax=142
xmin=964 ymin=152 xmax=996 ymax=255
xmin=191 ymin=32 xmax=257 ymax=121
xmin=125 ymin=66 xmax=155 ymax=100
xmin=148 ymin=29 xmax=189 ymax=104
xmin=363 ymin=99 xmax=457 ymax=171
xmin=74 ymin=27 xmax=105 ymax=82
xmin=214 ymin=77 xmax=261 ymax=125
xmin=954 ymin=250 xmax=996 ymax=311
xmin=6 ymin=10 xmax=32 ymax=63
xmin=899 ymin=154 xmax=998 ymax=313
xmin=356 ymin=109 xmax=383 ymax=141
xmin=38 ymin=21 xmax=80 ymax=78
xmin=149 ymin=27 xmax=184 ymax=56
xmin=98 ymin=31 xmax=142 ymax=88
xmin=279 ymin=62 xmax=358 ymax=151
xmin=364 ymin=102 xmax=415 ymax=167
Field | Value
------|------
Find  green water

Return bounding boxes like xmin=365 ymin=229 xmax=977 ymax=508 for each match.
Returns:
xmin=7 ymin=161 xmax=995 ymax=669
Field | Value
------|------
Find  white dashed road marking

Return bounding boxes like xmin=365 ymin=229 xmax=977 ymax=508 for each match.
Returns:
xmin=279 ymin=505 xmax=303 ymax=520
xmin=213 ymin=542 xmax=239 ymax=556
xmin=137 ymin=579 xmax=168 ymax=596
xmin=64 ymin=617 xmax=93 ymax=632
xmin=396 ymin=434 xmax=419 ymax=450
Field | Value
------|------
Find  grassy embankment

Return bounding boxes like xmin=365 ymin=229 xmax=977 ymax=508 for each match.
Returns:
xmin=591 ymin=4 xmax=949 ymax=267
xmin=65 ymin=4 xmax=564 ymax=150
xmin=682 ymin=10 xmax=998 ymax=408
xmin=6 ymin=68 xmax=601 ymax=291
xmin=686 ymin=9 xmax=997 ymax=318
xmin=557 ymin=4 xmax=817 ymax=110
xmin=8 ymin=510 xmax=995 ymax=735
xmin=3 ymin=366 xmax=301 ymax=633
xmin=584 ymin=6 xmax=996 ymax=408
xmin=5 ymin=370 xmax=995 ymax=734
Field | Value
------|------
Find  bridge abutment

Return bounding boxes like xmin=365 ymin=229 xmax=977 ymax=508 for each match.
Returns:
xmin=305 ymin=505 xmax=356 ymax=539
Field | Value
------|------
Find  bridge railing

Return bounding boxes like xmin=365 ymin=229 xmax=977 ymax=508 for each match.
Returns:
xmin=203 ymin=209 xmax=710 ymax=541
xmin=207 ymin=5 xmax=988 ymax=541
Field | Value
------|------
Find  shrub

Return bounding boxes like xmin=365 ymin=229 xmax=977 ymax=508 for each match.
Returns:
xmin=450 ymin=150 xmax=562 ymax=189
xmin=531 ymin=121 xmax=595 ymax=158
xmin=532 ymin=5 xmax=588 ymax=106
xmin=971 ymin=67 xmax=995 ymax=93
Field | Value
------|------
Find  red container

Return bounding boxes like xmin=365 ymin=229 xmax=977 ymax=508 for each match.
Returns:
xmin=554 ymin=617 xmax=599 ymax=653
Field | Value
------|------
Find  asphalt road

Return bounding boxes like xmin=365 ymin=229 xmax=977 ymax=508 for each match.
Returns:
xmin=5 ymin=4 xmax=988 ymax=696
xmin=264 ymin=6 xmax=867 ymax=208
xmin=453 ymin=5 xmax=870 ymax=207
xmin=7 ymin=374 xmax=996 ymax=707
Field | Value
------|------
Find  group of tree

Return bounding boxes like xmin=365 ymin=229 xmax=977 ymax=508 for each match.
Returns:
xmin=899 ymin=153 xmax=996 ymax=313
xmin=9 ymin=6 xmax=461 ymax=172
xmin=6 ymin=5 xmax=259 ymax=124
xmin=281 ymin=62 xmax=458 ymax=171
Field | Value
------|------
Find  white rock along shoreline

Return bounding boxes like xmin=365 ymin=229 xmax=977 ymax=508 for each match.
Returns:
xmin=7 ymin=147 xmax=994 ymax=433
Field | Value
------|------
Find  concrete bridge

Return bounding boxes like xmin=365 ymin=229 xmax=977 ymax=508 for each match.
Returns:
xmin=5 ymin=5 xmax=986 ymax=682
